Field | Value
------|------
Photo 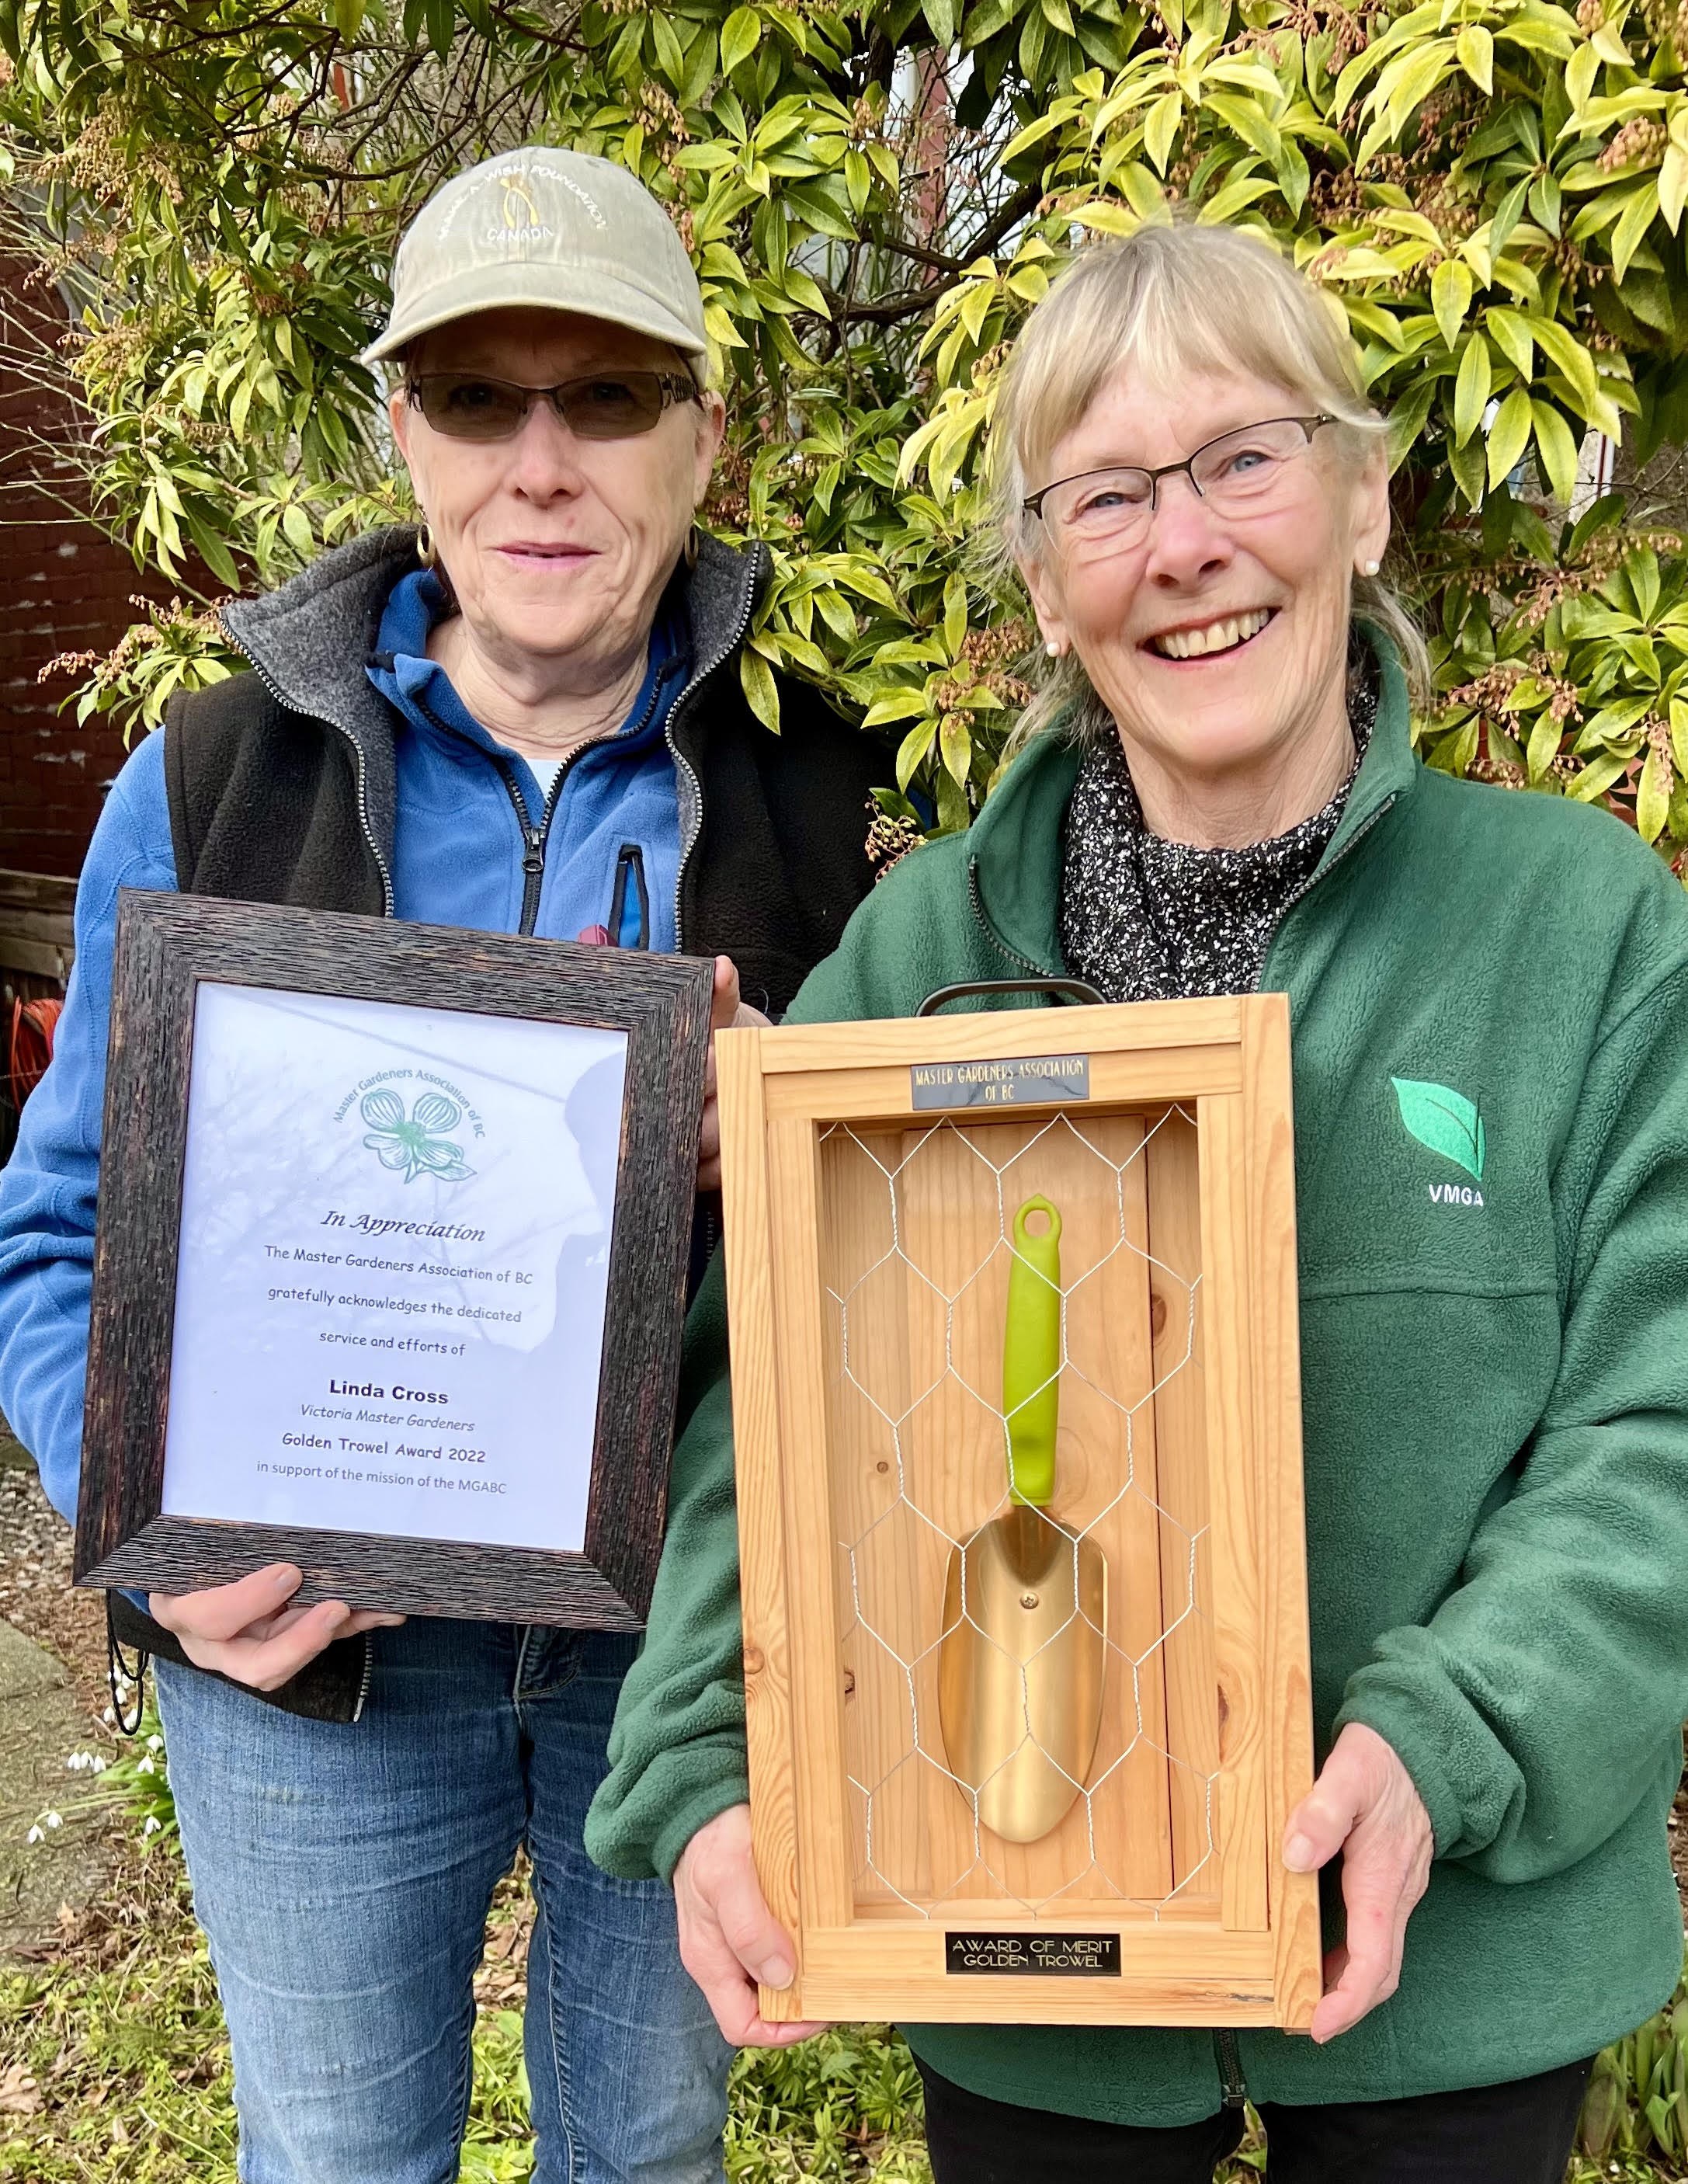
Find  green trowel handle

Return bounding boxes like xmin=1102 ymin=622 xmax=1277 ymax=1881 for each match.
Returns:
xmin=1003 ymin=1195 xmax=1062 ymax=1508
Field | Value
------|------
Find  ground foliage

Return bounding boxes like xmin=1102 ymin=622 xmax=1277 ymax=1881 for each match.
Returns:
xmin=2 ymin=1765 xmax=1679 ymax=2180
xmin=0 ymin=0 xmax=1687 ymax=856
xmin=0 ymin=1824 xmax=932 ymax=2181
xmin=0 ymin=1723 xmax=1683 ymax=2179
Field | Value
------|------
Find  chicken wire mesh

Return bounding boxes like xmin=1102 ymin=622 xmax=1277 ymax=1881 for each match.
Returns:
xmin=818 ymin=1104 xmax=1220 ymax=1921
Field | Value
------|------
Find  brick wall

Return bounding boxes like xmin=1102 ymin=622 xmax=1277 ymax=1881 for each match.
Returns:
xmin=0 ymin=257 xmax=158 ymax=882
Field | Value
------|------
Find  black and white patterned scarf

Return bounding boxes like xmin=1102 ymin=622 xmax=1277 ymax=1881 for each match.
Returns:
xmin=1058 ymin=642 xmax=1379 ymax=1004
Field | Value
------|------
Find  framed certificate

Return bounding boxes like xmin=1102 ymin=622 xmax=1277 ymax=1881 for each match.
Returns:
xmin=73 ymin=892 xmax=714 ymax=1628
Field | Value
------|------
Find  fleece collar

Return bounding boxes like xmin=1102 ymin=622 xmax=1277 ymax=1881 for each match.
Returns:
xmin=965 ymin=621 xmax=1420 ymax=980
xmin=220 ymin=525 xmax=767 ymax=879
xmin=366 ymin=565 xmax=686 ymax=773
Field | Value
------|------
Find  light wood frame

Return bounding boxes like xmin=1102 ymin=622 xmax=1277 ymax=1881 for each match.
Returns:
xmin=717 ymin=994 xmax=1320 ymax=2028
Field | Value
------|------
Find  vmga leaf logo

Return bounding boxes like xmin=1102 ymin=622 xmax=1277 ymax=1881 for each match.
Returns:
xmin=359 ymin=1088 xmax=476 ymax=1186
xmin=1391 ymin=1076 xmax=1485 ymax=1184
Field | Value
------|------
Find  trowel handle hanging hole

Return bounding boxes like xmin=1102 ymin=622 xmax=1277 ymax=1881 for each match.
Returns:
xmin=1023 ymin=1208 xmax=1051 ymax=1237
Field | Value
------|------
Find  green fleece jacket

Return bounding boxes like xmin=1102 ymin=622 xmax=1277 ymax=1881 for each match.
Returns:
xmin=585 ymin=635 xmax=1688 ymax=2121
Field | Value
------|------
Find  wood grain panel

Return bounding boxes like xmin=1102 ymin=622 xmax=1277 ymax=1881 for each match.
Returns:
xmin=799 ymin=1920 xmax=1279 ymax=2026
xmin=718 ymin=1029 xmax=802 ymax=1952
xmin=765 ymin=1043 xmax=1242 ymax=1125
xmin=0 ymin=934 xmax=71 ymax=979
xmin=759 ymin=999 xmax=1244 ymax=1073
xmin=841 ymin=1114 xmax=1176 ymax=1911
xmin=1197 ymin=1091 xmax=1269 ymax=1932
xmin=91 ymin=1515 xmax=644 ymax=1623
xmin=1243 ymin=1000 xmax=1322 ymax=2026
xmin=1144 ymin=1110 xmax=1221 ymax=1901
xmin=818 ymin=1123 xmax=927 ymax=1907
xmin=762 ymin=1115 xmax=853 ymax=2018
xmin=0 ymin=870 xmax=76 ymax=976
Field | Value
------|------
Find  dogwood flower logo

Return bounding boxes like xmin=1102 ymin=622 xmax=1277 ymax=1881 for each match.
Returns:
xmin=359 ymin=1088 xmax=476 ymax=1185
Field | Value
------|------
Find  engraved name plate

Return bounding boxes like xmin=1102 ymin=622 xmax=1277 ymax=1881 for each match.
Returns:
xmin=909 ymin=1053 xmax=1091 ymax=1111
xmin=945 ymin=1932 xmax=1121 ymax=1977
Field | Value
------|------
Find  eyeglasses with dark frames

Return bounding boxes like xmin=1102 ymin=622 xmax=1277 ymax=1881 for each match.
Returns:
xmin=1023 ymin=415 xmax=1335 ymax=548
xmin=407 ymin=369 xmax=701 ymax=443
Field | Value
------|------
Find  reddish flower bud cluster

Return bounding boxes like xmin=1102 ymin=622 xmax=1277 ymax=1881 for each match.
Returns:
xmin=866 ymin=801 xmax=922 ymax=880
xmin=1599 ymin=117 xmax=1668 ymax=169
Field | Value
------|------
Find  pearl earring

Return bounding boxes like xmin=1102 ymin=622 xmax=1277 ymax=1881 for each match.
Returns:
xmin=1360 ymin=558 xmax=1381 ymax=576
xmin=1046 ymin=640 xmax=1062 ymax=658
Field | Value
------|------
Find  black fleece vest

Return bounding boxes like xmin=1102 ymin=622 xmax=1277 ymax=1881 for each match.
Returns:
xmin=165 ymin=674 xmax=384 ymax=914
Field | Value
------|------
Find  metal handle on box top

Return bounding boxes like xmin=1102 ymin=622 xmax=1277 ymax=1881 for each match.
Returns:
xmin=915 ymin=977 xmax=1106 ymax=1017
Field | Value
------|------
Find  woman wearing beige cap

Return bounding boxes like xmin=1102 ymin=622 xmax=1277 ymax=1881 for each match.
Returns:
xmin=0 ymin=144 xmax=884 ymax=2180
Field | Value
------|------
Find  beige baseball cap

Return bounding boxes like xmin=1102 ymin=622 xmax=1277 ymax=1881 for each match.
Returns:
xmin=362 ymin=145 xmax=708 ymax=378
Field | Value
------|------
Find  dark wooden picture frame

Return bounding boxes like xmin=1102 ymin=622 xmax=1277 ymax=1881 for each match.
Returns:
xmin=74 ymin=891 xmax=714 ymax=1629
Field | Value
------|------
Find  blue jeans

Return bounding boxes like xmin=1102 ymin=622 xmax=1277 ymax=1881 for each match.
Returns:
xmin=155 ymin=1621 xmax=730 ymax=2184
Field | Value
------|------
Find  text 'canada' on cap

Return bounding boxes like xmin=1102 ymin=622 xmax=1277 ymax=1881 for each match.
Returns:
xmin=362 ymin=145 xmax=707 ymax=379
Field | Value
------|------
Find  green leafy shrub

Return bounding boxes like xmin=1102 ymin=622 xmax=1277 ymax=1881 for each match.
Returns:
xmin=5 ymin=0 xmax=1688 ymax=868
xmin=1579 ymin=1972 xmax=1688 ymax=2172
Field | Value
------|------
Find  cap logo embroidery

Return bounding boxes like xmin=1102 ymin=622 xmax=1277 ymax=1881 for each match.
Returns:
xmin=501 ymin=172 xmax=542 ymax=230
xmin=477 ymin=165 xmax=549 ymax=250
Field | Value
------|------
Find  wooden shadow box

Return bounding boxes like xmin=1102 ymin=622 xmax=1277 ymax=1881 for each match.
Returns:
xmin=716 ymin=994 xmax=1321 ymax=2029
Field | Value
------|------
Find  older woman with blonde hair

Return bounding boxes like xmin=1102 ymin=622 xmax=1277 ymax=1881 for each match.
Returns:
xmin=0 ymin=144 xmax=887 ymax=2182
xmin=586 ymin=221 xmax=1688 ymax=2182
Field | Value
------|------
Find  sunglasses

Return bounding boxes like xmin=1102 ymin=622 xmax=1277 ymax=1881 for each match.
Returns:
xmin=406 ymin=369 xmax=700 ymax=443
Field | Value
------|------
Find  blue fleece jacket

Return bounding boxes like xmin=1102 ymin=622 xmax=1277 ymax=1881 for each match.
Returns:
xmin=370 ymin=569 xmax=686 ymax=949
xmin=0 ymin=577 xmax=688 ymax=1531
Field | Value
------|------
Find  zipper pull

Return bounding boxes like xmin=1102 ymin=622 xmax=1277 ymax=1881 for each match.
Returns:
xmin=608 ymin=843 xmax=651 ymax=950
xmin=1214 ymin=2029 xmax=1247 ymax=2111
xmin=522 ymin=826 xmax=544 ymax=879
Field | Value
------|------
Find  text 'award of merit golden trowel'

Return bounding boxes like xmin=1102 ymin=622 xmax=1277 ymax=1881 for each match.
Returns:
xmin=937 ymin=1194 xmax=1109 ymax=1845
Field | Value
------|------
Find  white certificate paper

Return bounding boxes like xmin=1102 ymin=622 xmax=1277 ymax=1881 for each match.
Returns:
xmin=159 ymin=983 xmax=628 ymax=1553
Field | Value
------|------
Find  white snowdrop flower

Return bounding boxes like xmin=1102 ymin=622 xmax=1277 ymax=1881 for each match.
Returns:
xmin=45 ymin=1812 xmax=62 ymax=1829
xmin=143 ymin=1816 xmax=161 ymax=1837
xmin=90 ymin=1757 xmax=108 ymax=1774
xmin=26 ymin=1825 xmax=43 ymax=1845
xmin=136 ymin=1756 xmax=156 ymax=1775
xmin=102 ymin=1706 xmax=115 ymax=1725
xmin=146 ymin=1734 xmax=163 ymax=1752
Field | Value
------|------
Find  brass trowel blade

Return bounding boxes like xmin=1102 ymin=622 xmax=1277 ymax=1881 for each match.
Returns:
xmin=936 ymin=1504 xmax=1107 ymax=1845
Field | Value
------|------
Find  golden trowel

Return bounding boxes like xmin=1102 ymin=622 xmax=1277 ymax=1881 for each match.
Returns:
xmin=937 ymin=1195 xmax=1108 ymax=1845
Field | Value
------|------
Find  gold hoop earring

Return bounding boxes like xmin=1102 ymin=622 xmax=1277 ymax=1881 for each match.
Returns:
xmin=684 ymin=523 xmax=701 ymax=572
xmin=417 ymin=522 xmax=437 ymax=572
